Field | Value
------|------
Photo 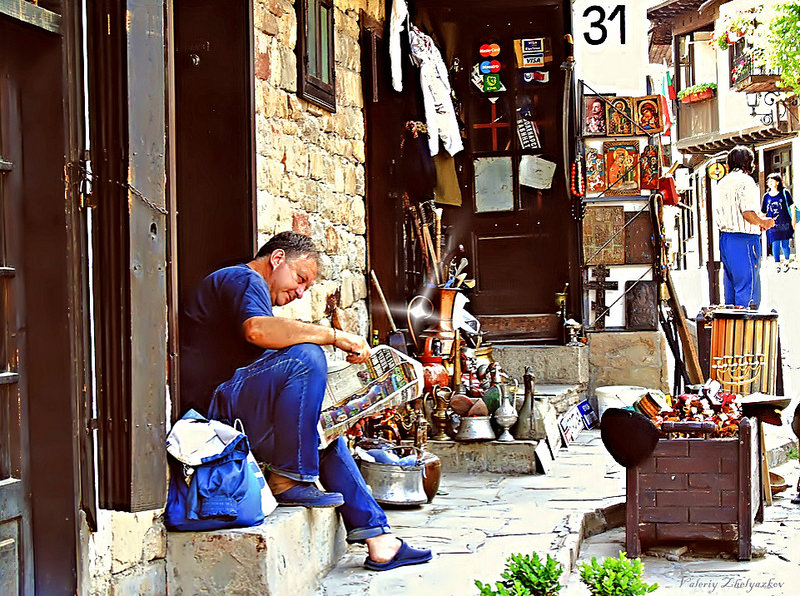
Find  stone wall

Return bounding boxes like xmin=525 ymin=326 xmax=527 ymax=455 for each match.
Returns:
xmin=86 ymin=509 xmax=167 ymax=596
xmin=587 ymin=331 xmax=669 ymax=396
xmin=253 ymin=0 xmax=383 ymax=339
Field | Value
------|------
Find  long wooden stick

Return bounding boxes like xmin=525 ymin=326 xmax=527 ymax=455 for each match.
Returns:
xmin=369 ymin=270 xmax=398 ymax=331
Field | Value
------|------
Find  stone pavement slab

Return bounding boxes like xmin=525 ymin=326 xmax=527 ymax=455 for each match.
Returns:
xmin=320 ymin=430 xmax=625 ymax=595
xmin=568 ymin=459 xmax=800 ymax=596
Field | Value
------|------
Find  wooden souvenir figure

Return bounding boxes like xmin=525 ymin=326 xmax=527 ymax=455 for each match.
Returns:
xmin=606 ymin=97 xmax=634 ymax=136
xmin=585 ymin=146 xmax=606 ymax=194
xmin=634 ymin=96 xmax=663 ymax=134
xmin=604 ymin=142 xmax=640 ymax=195
xmin=640 ymin=144 xmax=660 ymax=190
xmin=583 ymin=95 xmax=607 ymax=136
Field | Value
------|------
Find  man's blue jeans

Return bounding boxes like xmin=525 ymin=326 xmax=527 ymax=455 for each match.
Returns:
xmin=720 ymin=231 xmax=761 ymax=308
xmin=208 ymin=343 xmax=390 ymax=542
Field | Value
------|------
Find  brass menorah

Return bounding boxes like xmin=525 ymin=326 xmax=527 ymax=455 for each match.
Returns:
xmin=711 ymin=353 xmax=765 ymax=393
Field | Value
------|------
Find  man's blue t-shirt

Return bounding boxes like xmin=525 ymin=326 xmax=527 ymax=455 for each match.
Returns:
xmin=181 ymin=264 xmax=274 ymax=414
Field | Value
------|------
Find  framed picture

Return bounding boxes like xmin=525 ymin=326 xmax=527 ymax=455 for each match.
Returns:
xmin=606 ymin=97 xmax=634 ymax=136
xmin=634 ymin=95 xmax=663 ymax=134
xmin=583 ymin=95 xmax=612 ymax=137
xmin=585 ymin=144 xmax=606 ymax=194
xmin=603 ymin=141 xmax=640 ymax=195
xmin=640 ymin=143 xmax=660 ymax=190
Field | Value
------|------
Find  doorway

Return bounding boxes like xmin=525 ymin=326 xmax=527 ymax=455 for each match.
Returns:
xmin=366 ymin=0 xmax=579 ymax=342
xmin=173 ymin=0 xmax=257 ymax=414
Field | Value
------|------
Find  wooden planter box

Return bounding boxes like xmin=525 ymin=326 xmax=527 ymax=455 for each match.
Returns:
xmin=679 ymin=88 xmax=715 ymax=104
xmin=626 ymin=417 xmax=760 ymax=560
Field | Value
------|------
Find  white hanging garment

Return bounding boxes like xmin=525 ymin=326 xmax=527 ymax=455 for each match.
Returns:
xmin=389 ymin=0 xmax=409 ymax=92
xmin=408 ymin=25 xmax=463 ymax=157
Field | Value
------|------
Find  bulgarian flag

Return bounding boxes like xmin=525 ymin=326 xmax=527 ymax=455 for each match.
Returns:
xmin=660 ymin=68 xmax=675 ymax=136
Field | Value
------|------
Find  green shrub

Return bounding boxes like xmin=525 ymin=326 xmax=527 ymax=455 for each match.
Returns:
xmin=475 ymin=552 xmax=564 ymax=596
xmin=578 ymin=552 xmax=658 ymax=596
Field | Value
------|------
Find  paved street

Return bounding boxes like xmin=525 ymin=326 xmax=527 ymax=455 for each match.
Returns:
xmin=569 ymin=458 xmax=800 ymax=596
xmin=320 ymin=424 xmax=799 ymax=596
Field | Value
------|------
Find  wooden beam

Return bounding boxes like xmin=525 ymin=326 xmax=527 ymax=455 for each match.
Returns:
xmin=0 ymin=0 xmax=61 ymax=34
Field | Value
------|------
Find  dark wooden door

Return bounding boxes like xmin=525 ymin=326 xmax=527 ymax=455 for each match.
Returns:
xmin=174 ymin=0 xmax=256 ymax=414
xmin=0 ymin=72 xmax=32 ymax=596
xmin=414 ymin=0 xmax=579 ymax=342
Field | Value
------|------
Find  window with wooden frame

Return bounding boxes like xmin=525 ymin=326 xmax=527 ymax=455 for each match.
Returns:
xmin=298 ymin=0 xmax=336 ymax=111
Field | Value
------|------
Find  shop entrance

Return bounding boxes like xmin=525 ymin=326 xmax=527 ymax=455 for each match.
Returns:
xmin=368 ymin=0 xmax=579 ymax=342
xmin=173 ymin=0 xmax=256 ymax=413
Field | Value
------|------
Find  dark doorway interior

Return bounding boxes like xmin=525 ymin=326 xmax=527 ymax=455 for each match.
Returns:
xmin=173 ymin=0 xmax=256 ymax=414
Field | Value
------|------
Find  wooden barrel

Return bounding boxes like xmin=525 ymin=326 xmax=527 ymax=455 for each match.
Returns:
xmin=708 ymin=309 xmax=778 ymax=395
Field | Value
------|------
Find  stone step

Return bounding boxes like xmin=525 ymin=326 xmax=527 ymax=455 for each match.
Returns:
xmin=492 ymin=344 xmax=589 ymax=387
xmin=167 ymin=506 xmax=346 ymax=596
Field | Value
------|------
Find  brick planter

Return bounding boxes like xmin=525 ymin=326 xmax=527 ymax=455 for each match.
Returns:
xmin=625 ymin=417 xmax=760 ymax=560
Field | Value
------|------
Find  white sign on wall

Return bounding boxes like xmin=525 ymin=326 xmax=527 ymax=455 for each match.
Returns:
xmin=573 ymin=1 xmax=649 ymax=97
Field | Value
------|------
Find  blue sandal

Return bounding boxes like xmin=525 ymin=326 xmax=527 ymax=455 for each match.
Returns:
xmin=363 ymin=539 xmax=432 ymax=571
xmin=274 ymin=484 xmax=344 ymax=508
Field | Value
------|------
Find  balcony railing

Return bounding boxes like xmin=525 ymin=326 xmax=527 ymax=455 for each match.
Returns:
xmin=731 ymin=53 xmax=782 ymax=93
xmin=677 ymin=95 xmax=719 ymax=142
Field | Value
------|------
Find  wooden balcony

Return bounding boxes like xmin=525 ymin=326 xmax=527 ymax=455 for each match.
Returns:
xmin=732 ymin=56 xmax=782 ymax=93
xmin=677 ymin=95 xmax=719 ymax=142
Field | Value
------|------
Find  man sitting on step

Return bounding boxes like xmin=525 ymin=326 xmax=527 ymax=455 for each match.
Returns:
xmin=180 ymin=231 xmax=431 ymax=571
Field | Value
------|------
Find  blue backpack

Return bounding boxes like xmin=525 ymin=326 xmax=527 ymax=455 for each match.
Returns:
xmin=164 ymin=410 xmax=274 ymax=531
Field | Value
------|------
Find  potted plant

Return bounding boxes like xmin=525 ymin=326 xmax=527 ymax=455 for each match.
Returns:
xmin=713 ymin=8 xmax=760 ymax=50
xmin=578 ymin=552 xmax=658 ymax=596
xmin=677 ymin=82 xmax=718 ymax=104
xmin=475 ymin=552 xmax=564 ymax=596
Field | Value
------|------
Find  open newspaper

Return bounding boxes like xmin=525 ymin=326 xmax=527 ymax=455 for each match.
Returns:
xmin=318 ymin=345 xmax=423 ymax=448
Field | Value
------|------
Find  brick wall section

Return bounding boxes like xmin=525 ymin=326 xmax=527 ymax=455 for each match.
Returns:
xmin=253 ymin=0 xmax=384 ymax=337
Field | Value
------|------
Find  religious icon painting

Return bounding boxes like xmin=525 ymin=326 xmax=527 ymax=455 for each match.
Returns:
xmin=583 ymin=95 xmax=612 ymax=137
xmin=603 ymin=141 xmax=640 ymax=195
xmin=639 ymin=144 xmax=660 ymax=190
xmin=470 ymin=97 xmax=511 ymax=153
xmin=585 ymin=145 xmax=606 ymax=195
xmin=634 ymin=95 xmax=663 ymax=134
xmin=606 ymin=97 xmax=634 ymax=136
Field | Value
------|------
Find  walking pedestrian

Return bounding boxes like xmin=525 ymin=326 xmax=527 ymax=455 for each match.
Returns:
xmin=714 ymin=146 xmax=775 ymax=308
xmin=762 ymin=173 xmax=794 ymax=271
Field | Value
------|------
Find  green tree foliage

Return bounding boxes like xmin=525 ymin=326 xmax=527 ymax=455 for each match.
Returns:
xmin=762 ymin=3 xmax=800 ymax=94
xmin=475 ymin=552 xmax=564 ymax=596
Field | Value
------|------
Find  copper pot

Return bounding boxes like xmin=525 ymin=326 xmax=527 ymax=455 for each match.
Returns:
xmin=420 ymin=451 xmax=442 ymax=503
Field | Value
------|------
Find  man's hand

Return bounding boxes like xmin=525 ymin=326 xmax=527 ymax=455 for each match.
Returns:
xmin=333 ymin=329 xmax=371 ymax=364
xmin=742 ymin=210 xmax=775 ymax=231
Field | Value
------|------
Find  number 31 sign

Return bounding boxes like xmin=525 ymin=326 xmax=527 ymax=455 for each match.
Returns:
xmin=582 ymin=3 xmax=627 ymax=46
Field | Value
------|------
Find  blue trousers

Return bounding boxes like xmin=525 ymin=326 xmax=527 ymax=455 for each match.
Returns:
xmin=720 ymin=232 xmax=761 ymax=308
xmin=772 ymin=239 xmax=790 ymax=262
xmin=208 ymin=343 xmax=390 ymax=542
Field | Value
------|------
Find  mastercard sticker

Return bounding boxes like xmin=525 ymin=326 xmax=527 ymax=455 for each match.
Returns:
xmin=478 ymin=43 xmax=501 ymax=58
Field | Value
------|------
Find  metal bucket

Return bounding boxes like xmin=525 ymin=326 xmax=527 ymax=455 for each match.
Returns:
xmin=358 ymin=447 xmax=426 ymax=506
xmin=454 ymin=415 xmax=496 ymax=441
